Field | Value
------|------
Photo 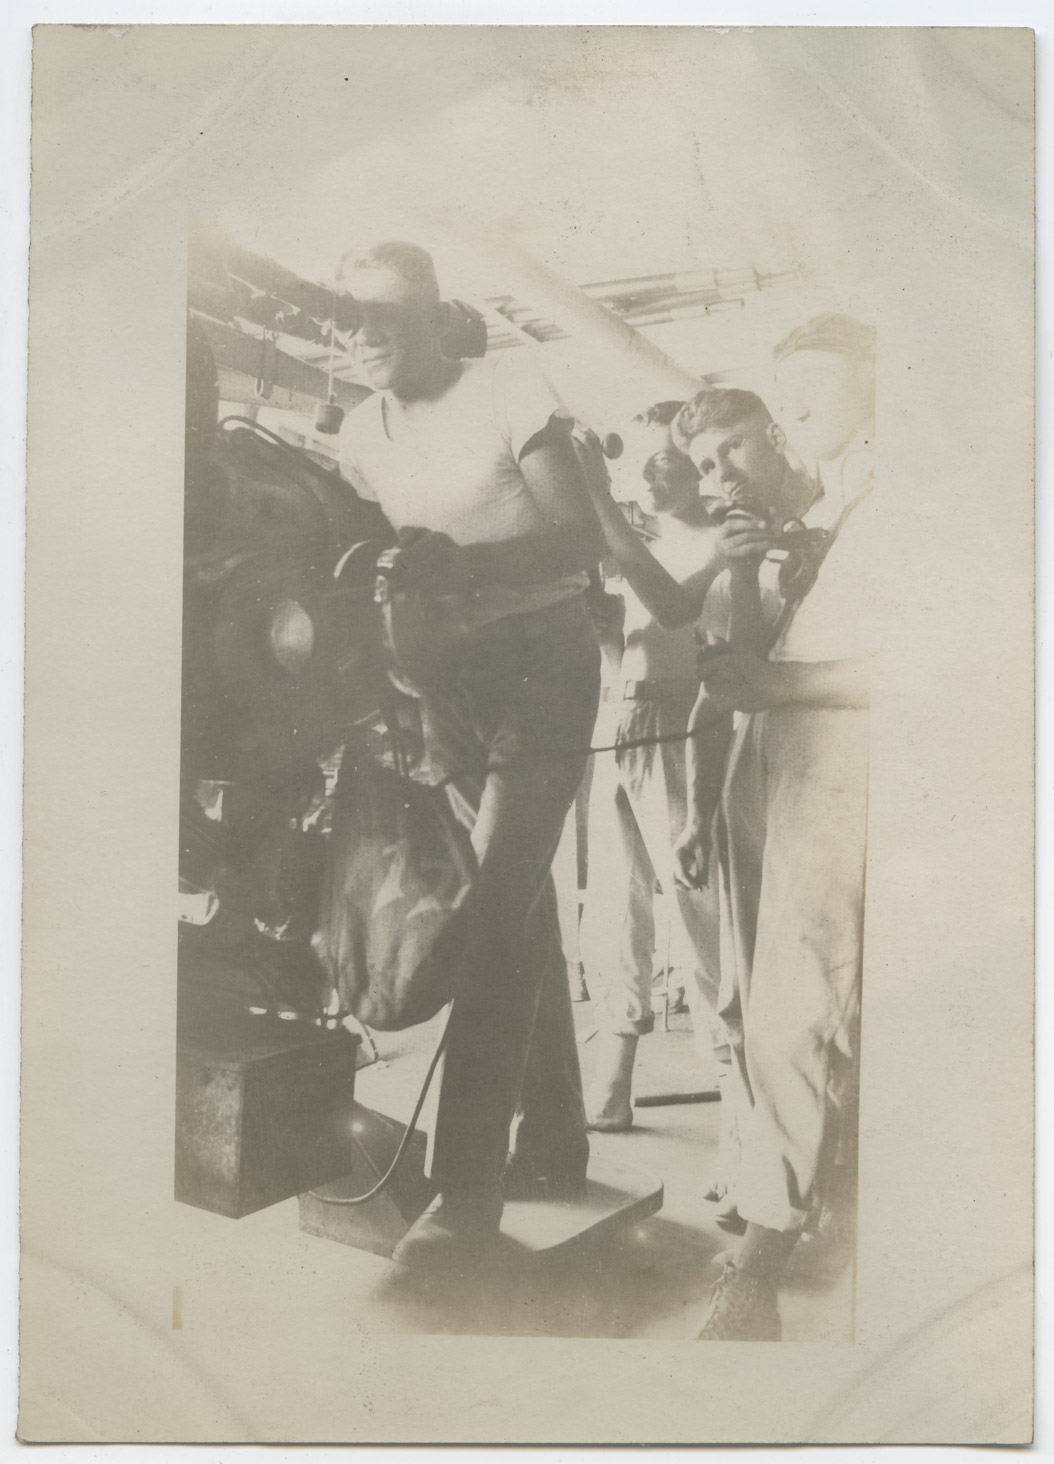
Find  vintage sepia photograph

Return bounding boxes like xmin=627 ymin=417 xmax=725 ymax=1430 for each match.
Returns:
xmin=21 ymin=19 xmax=1035 ymax=1444
xmin=176 ymin=40 xmax=878 ymax=1346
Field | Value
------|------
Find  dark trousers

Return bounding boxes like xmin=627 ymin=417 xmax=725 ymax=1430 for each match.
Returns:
xmin=420 ymin=596 xmax=601 ymax=1195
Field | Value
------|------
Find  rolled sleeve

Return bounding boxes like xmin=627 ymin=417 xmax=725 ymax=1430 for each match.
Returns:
xmin=490 ymin=354 xmax=571 ymax=462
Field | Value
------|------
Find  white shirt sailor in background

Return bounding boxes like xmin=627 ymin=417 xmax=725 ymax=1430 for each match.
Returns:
xmin=770 ymin=314 xmax=877 ymax=668
xmin=771 ymin=436 xmax=876 ymax=665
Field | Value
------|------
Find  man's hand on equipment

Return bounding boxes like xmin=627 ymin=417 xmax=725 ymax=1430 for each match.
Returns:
xmin=673 ymin=820 xmax=712 ymax=891
xmin=396 ymin=527 xmax=473 ymax=597
xmin=571 ymin=426 xmax=614 ymax=500
xmin=585 ymin=586 xmax=624 ymax=638
xmin=716 ymin=513 xmax=778 ymax=565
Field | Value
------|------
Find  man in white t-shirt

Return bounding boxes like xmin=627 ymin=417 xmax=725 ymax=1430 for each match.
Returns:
xmin=681 ymin=318 xmax=875 ymax=1341
xmin=337 ymin=242 xmax=603 ymax=1271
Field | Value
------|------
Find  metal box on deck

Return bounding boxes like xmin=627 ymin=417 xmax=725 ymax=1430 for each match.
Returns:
xmin=175 ymin=995 xmax=360 ymax=1218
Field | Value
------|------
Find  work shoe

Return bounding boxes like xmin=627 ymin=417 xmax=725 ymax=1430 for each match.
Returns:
xmin=392 ymin=1190 xmax=505 ymax=1274
xmin=585 ymin=1112 xmax=633 ymax=1134
xmin=651 ymin=971 xmax=688 ymax=1016
xmin=696 ymin=1261 xmax=782 ymax=1341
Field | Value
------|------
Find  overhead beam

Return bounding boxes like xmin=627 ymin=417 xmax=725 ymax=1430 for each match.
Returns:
xmin=193 ymin=314 xmax=369 ymax=412
xmin=323 ymin=151 xmax=704 ymax=421
xmin=405 ymin=201 xmax=702 ymax=414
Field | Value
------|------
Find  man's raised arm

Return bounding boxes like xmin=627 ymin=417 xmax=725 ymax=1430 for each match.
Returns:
xmin=459 ymin=429 xmax=603 ymax=587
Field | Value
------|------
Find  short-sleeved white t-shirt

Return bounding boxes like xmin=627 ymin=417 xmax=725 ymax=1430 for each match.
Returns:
xmin=770 ymin=444 xmax=875 ymax=663
xmin=701 ymin=560 xmax=784 ymax=649
xmin=338 ymin=354 xmax=590 ymax=625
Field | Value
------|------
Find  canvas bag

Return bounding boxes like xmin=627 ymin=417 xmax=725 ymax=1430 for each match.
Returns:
xmin=313 ymin=748 xmax=477 ymax=1031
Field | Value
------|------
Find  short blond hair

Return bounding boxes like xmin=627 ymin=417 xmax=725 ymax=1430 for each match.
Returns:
xmin=344 ymin=241 xmax=440 ymax=304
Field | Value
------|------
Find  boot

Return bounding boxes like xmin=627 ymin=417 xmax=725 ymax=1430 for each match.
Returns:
xmin=585 ymin=1032 xmax=638 ymax=1132
xmin=391 ymin=1189 xmax=505 ymax=1275
xmin=696 ymin=1258 xmax=781 ymax=1341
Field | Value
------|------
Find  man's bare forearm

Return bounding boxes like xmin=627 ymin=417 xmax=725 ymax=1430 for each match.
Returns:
xmin=588 ymin=487 xmax=722 ymax=627
xmin=726 ymin=563 xmax=771 ymax=655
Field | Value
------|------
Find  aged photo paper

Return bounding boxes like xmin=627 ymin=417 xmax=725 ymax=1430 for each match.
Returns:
xmin=21 ymin=23 xmax=1034 ymax=1443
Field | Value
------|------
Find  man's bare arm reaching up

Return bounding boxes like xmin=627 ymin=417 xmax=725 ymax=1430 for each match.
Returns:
xmin=672 ymin=520 xmax=778 ymax=890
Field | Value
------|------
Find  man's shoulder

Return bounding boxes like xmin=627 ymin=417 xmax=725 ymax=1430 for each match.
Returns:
xmin=345 ymin=389 xmax=381 ymax=424
xmin=450 ymin=354 xmax=503 ymax=401
xmin=337 ymin=390 xmax=384 ymax=492
xmin=483 ymin=349 xmax=563 ymax=405
xmin=338 ymin=389 xmax=383 ymax=458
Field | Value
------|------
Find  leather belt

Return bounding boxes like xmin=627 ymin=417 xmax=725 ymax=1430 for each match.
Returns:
xmin=621 ymin=678 xmax=699 ymax=701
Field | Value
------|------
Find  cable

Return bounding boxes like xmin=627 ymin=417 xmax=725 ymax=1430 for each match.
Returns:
xmin=424 ymin=724 xmax=713 ymax=793
xmin=324 ymin=303 xmax=338 ymax=406
xmin=306 ymin=1004 xmax=452 ymax=1206
xmin=429 ymin=486 xmax=874 ymax=782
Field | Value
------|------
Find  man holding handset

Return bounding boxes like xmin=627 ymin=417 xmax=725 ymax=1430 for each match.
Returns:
xmin=680 ymin=319 xmax=875 ymax=1341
